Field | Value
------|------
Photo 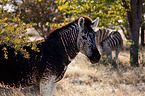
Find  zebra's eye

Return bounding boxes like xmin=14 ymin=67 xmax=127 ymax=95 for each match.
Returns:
xmin=82 ymin=36 xmax=87 ymax=40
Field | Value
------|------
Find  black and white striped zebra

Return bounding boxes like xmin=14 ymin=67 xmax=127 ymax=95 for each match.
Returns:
xmin=95 ymin=28 xmax=123 ymax=60
xmin=0 ymin=16 xmax=100 ymax=96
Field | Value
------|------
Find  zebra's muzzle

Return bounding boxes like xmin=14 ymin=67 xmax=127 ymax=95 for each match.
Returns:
xmin=89 ymin=55 xmax=101 ymax=64
xmin=88 ymin=50 xmax=101 ymax=64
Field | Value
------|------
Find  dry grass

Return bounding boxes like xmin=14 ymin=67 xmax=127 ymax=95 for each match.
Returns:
xmin=54 ymin=52 xmax=145 ymax=96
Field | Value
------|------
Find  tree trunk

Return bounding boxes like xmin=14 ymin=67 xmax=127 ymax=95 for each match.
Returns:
xmin=129 ymin=0 xmax=142 ymax=66
xmin=130 ymin=22 xmax=140 ymax=66
xmin=141 ymin=23 xmax=145 ymax=46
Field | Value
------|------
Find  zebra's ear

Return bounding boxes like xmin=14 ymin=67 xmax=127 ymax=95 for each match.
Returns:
xmin=78 ymin=17 xmax=85 ymax=28
xmin=92 ymin=17 xmax=99 ymax=28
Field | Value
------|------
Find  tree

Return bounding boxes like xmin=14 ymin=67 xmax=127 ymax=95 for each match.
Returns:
xmin=12 ymin=0 xmax=64 ymax=38
xmin=56 ymin=0 xmax=126 ymax=29
xmin=122 ymin=0 xmax=143 ymax=66
xmin=141 ymin=23 xmax=145 ymax=46
xmin=141 ymin=4 xmax=145 ymax=46
xmin=0 ymin=0 xmax=32 ymax=51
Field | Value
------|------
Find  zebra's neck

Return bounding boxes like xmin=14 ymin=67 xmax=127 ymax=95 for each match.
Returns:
xmin=59 ymin=23 xmax=79 ymax=62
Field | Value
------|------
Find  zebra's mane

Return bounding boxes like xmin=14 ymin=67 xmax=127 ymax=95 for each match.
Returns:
xmin=47 ymin=16 xmax=93 ymax=38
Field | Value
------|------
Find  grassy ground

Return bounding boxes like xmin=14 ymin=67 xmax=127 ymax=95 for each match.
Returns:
xmin=54 ymin=52 xmax=145 ymax=96
xmin=0 ymin=32 xmax=145 ymax=96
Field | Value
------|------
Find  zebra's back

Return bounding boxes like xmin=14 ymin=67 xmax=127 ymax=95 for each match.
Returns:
xmin=102 ymin=31 xmax=123 ymax=50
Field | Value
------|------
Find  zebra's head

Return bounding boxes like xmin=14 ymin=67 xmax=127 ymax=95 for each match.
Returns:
xmin=77 ymin=17 xmax=100 ymax=64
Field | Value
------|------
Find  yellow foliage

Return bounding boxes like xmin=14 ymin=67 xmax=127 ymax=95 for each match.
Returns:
xmin=4 ymin=0 xmax=8 ymax=2
xmin=4 ymin=17 xmax=8 ymax=21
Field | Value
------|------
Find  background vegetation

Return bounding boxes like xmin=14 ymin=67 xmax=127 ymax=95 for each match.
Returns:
xmin=1 ymin=0 xmax=144 ymax=65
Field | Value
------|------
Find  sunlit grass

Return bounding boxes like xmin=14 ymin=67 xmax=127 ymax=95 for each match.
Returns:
xmin=54 ymin=52 xmax=145 ymax=96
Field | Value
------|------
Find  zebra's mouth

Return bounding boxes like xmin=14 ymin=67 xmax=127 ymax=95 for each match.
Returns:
xmin=87 ymin=48 xmax=101 ymax=64
xmin=89 ymin=54 xmax=101 ymax=64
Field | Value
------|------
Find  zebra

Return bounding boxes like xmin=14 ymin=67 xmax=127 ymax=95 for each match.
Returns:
xmin=95 ymin=28 xmax=123 ymax=60
xmin=0 ymin=16 xmax=100 ymax=96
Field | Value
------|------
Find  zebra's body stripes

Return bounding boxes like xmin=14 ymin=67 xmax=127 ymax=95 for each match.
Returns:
xmin=0 ymin=16 xmax=100 ymax=96
xmin=95 ymin=28 xmax=123 ymax=60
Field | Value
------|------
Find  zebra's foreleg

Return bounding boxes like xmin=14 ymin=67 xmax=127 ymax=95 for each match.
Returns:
xmin=50 ymin=81 xmax=57 ymax=96
xmin=40 ymin=76 xmax=57 ymax=96
xmin=102 ymin=43 xmax=112 ymax=61
xmin=115 ymin=48 xmax=121 ymax=60
xmin=105 ymin=47 xmax=112 ymax=61
xmin=108 ymin=52 xmax=112 ymax=60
